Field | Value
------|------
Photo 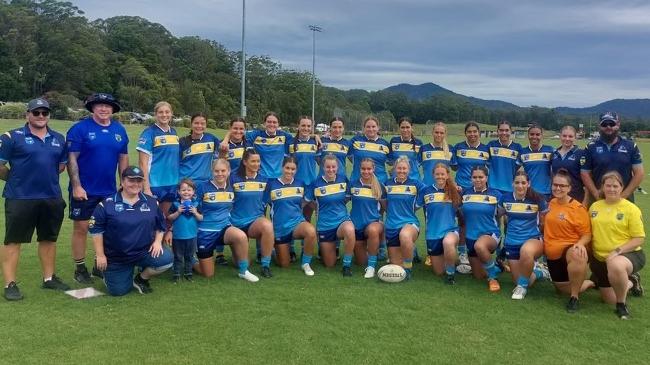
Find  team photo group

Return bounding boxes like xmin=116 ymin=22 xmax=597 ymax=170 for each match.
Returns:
xmin=0 ymin=92 xmax=645 ymax=320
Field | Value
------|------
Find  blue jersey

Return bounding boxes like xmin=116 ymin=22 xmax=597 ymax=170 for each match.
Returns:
xmin=348 ymin=135 xmax=390 ymax=182
xmin=229 ymin=173 xmax=268 ymax=228
xmin=320 ymin=136 xmax=350 ymax=178
xmin=305 ymin=176 xmax=350 ymax=231
xmin=89 ymin=192 xmax=164 ymax=265
xmin=519 ymin=145 xmax=554 ymax=195
xmin=389 ymin=136 xmax=423 ymax=181
xmin=581 ymin=137 xmax=643 ymax=190
xmin=246 ymin=129 xmax=293 ymax=178
xmin=452 ymin=141 xmax=490 ymax=189
xmin=551 ymin=146 xmax=585 ymax=202
xmin=66 ymin=117 xmax=129 ymax=197
xmin=487 ymin=140 xmax=522 ymax=193
xmin=460 ymin=188 xmax=501 ymax=240
xmin=288 ymin=137 xmax=320 ymax=186
xmin=500 ymin=193 xmax=547 ymax=246
xmin=265 ymin=178 xmax=306 ymax=237
xmin=178 ymin=133 xmax=219 ymax=183
xmin=136 ymin=124 xmax=179 ymax=187
xmin=0 ymin=125 xmax=67 ymax=199
xmin=384 ymin=178 xmax=425 ymax=230
xmin=349 ymin=179 xmax=385 ymax=229
xmin=168 ymin=200 xmax=200 ymax=240
xmin=196 ymin=181 xmax=234 ymax=232
xmin=418 ymin=143 xmax=454 ymax=186
xmin=226 ymin=140 xmax=248 ymax=175
xmin=417 ymin=185 xmax=459 ymax=240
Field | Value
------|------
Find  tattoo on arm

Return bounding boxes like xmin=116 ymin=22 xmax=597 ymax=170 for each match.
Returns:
xmin=68 ymin=152 xmax=81 ymax=187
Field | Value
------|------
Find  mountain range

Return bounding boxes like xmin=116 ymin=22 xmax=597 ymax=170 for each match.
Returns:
xmin=383 ymin=82 xmax=650 ymax=118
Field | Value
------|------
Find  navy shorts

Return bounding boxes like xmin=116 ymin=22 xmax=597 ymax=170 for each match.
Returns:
xmin=385 ymin=224 xmax=419 ymax=248
xmin=504 ymin=245 xmax=522 ymax=260
xmin=151 ymin=185 xmax=177 ymax=203
xmin=426 ymin=231 xmax=458 ymax=256
xmin=466 ymin=233 xmax=499 ymax=257
xmin=274 ymin=222 xmax=302 ymax=245
xmin=103 ymin=248 xmax=173 ymax=296
xmin=234 ymin=221 xmax=255 ymax=234
xmin=69 ymin=195 xmax=105 ymax=221
xmin=318 ymin=228 xmax=338 ymax=243
xmin=354 ymin=221 xmax=381 ymax=241
xmin=196 ymin=228 xmax=229 ymax=259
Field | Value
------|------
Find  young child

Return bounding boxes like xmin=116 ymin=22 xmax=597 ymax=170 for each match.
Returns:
xmin=167 ymin=178 xmax=203 ymax=282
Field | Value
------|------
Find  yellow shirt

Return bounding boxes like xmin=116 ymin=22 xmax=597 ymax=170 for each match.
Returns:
xmin=590 ymin=199 xmax=645 ymax=261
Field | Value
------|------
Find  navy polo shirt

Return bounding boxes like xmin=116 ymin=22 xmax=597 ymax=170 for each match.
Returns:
xmin=89 ymin=192 xmax=164 ymax=265
xmin=581 ymin=137 xmax=643 ymax=189
xmin=551 ymin=146 xmax=585 ymax=202
xmin=0 ymin=124 xmax=67 ymax=199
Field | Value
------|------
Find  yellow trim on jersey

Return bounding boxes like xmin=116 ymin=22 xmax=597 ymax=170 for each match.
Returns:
xmin=386 ymin=185 xmax=417 ymax=195
xmin=391 ymin=143 xmax=420 ymax=153
xmin=521 ymin=152 xmax=551 ymax=162
xmin=254 ymin=135 xmax=285 ymax=146
xmin=270 ymin=187 xmax=304 ymax=200
xmin=228 ymin=147 xmax=245 ymax=160
xmin=182 ymin=142 xmax=215 ymax=158
xmin=503 ymin=202 xmax=539 ymax=213
xmin=202 ymin=191 xmax=234 ymax=203
xmin=351 ymin=187 xmax=374 ymax=198
xmin=421 ymin=150 xmax=452 ymax=161
xmin=323 ymin=143 xmax=348 ymax=154
xmin=153 ymin=135 xmax=179 ymax=147
xmin=490 ymin=147 xmax=518 ymax=159
xmin=463 ymin=194 xmax=498 ymax=204
xmin=424 ymin=192 xmax=448 ymax=204
xmin=314 ymin=183 xmax=347 ymax=197
xmin=353 ymin=141 xmax=389 ymax=154
xmin=288 ymin=143 xmax=318 ymax=154
xmin=233 ymin=182 xmax=267 ymax=192
xmin=455 ymin=149 xmax=489 ymax=160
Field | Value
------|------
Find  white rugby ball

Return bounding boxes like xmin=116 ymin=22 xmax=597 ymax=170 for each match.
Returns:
xmin=377 ymin=264 xmax=406 ymax=283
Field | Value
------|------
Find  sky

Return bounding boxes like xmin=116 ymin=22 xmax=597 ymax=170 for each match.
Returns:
xmin=74 ymin=0 xmax=650 ymax=108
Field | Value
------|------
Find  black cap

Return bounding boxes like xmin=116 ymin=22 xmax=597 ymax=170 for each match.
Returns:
xmin=121 ymin=166 xmax=144 ymax=180
xmin=599 ymin=111 xmax=619 ymax=125
xmin=85 ymin=93 xmax=121 ymax=113
xmin=27 ymin=98 xmax=51 ymax=112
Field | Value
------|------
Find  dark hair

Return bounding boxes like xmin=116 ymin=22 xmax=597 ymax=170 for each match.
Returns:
xmin=190 ymin=112 xmax=207 ymax=124
xmin=471 ymin=165 xmax=489 ymax=177
xmin=514 ymin=170 xmax=544 ymax=205
xmin=293 ymin=116 xmax=312 ymax=155
xmin=527 ymin=123 xmax=543 ymax=133
xmin=237 ymin=148 xmax=260 ymax=179
xmin=230 ymin=117 xmax=246 ymax=127
xmin=330 ymin=117 xmax=345 ymax=126
xmin=553 ymin=168 xmax=572 ymax=187
xmin=398 ymin=116 xmax=417 ymax=152
xmin=497 ymin=120 xmax=511 ymax=130
xmin=464 ymin=121 xmax=480 ymax=133
xmin=178 ymin=178 xmax=197 ymax=193
xmin=282 ymin=156 xmax=297 ymax=167
xmin=263 ymin=111 xmax=280 ymax=124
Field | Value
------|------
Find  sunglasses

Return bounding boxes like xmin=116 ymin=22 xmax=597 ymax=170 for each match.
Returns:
xmin=600 ymin=121 xmax=616 ymax=128
xmin=31 ymin=110 xmax=50 ymax=117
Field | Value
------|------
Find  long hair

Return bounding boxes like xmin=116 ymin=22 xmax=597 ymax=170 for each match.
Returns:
xmin=237 ymin=148 xmax=260 ymax=179
xmin=432 ymin=122 xmax=450 ymax=157
xmin=398 ymin=117 xmax=417 ymax=152
xmin=211 ymin=158 xmax=231 ymax=186
xmin=514 ymin=170 xmax=544 ymax=205
xmin=360 ymin=158 xmax=383 ymax=200
xmin=434 ymin=162 xmax=461 ymax=208
xmin=553 ymin=168 xmax=572 ymax=187
xmin=293 ymin=116 xmax=312 ymax=154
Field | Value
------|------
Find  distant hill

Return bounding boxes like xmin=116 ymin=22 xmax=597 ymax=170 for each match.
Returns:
xmin=555 ymin=99 xmax=650 ymax=118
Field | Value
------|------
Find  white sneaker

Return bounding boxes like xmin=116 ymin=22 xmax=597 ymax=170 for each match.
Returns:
xmin=364 ymin=266 xmax=376 ymax=279
xmin=301 ymin=263 xmax=315 ymax=276
xmin=511 ymin=285 xmax=527 ymax=300
xmin=534 ymin=261 xmax=551 ymax=281
xmin=238 ymin=270 xmax=259 ymax=282
xmin=456 ymin=264 xmax=472 ymax=274
xmin=459 ymin=252 xmax=470 ymax=265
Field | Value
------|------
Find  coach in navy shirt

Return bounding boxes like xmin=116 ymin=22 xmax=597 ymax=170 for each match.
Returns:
xmin=581 ymin=112 xmax=644 ymax=202
xmin=0 ymin=99 xmax=70 ymax=301
xmin=67 ymin=93 xmax=129 ymax=284
xmin=90 ymin=166 xmax=172 ymax=296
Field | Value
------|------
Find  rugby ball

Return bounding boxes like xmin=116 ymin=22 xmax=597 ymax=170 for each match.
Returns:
xmin=377 ymin=264 xmax=406 ymax=283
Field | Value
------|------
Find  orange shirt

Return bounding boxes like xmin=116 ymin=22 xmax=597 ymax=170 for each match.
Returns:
xmin=543 ymin=198 xmax=591 ymax=260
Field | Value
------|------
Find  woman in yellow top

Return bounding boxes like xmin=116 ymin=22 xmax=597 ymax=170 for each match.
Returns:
xmin=589 ymin=171 xmax=645 ymax=320
xmin=543 ymin=169 xmax=592 ymax=313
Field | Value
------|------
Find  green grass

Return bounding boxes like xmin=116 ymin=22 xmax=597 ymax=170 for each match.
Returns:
xmin=1 ymin=119 xmax=649 ymax=364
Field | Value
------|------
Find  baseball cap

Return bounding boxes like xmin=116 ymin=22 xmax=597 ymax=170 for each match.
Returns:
xmin=599 ymin=111 xmax=619 ymax=125
xmin=85 ymin=92 xmax=121 ymax=113
xmin=27 ymin=98 xmax=51 ymax=112
xmin=121 ymin=166 xmax=145 ymax=180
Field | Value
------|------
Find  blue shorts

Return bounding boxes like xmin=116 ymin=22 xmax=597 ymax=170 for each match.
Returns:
xmin=466 ymin=233 xmax=499 ymax=257
xmin=69 ymin=195 xmax=105 ymax=221
xmin=318 ymin=228 xmax=338 ymax=243
xmin=103 ymin=248 xmax=173 ymax=296
xmin=274 ymin=222 xmax=303 ymax=245
xmin=504 ymin=245 xmax=522 ymax=260
xmin=151 ymin=185 xmax=177 ymax=202
xmin=197 ymin=228 xmax=229 ymax=259
xmin=385 ymin=224 xmax=419 ymax=248
xmin=426 ymin=231 xmax=458 ymax=256
xmin=353 ymin=221 xmax=381 ymax=241
xmin=234 ymin=221 xmax=254 ymax=234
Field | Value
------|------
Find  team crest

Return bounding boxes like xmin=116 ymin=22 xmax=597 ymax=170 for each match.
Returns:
xmin=394 ymin=144 xmax=400 ymax=150
xmin=387 ymin=187 xmax=392 ymax=193
xmin=115 ymin=203 xmax=124 ymax=212
xmin=505 ymin=203 xmax=512 ymax=210
xmin=88 ymin=217 xmax=95 ymax=228
xmin=580 ymin=156 xmax=586 ymax=165
xmin=311 ymin=145 xmax=316 ymax=151
xmin=296 ymin=188 xmax=302 ymax=194
xmin=618 ymin=146 xmax=628 ymax=153
xmin=261 ymin=138 xmax=267 ymax=144
xmin=101 ymin=129 xmax=109 ymax=133
xmin=51 ymin=139 xmax=60 ymax=147
xmin=596 ymin=146 xmax=603 ymax=153
xmin=426 ymin=152 xmax=431 ymax=158
xmin=353 ymin=188 xmax=360 ymax=195
xmin=25 ymin=137 xmax=34 ymax=144
xmin=526 ymin=205 xmax=532 ymax=211
xmin=461 ymin=150 xmax=467 ymax=157
xmin=339 ymin=145 xmax=345 ymax=151
xmin=339 ymin=184 xmax=345 ymax=190
xmin=115 ymin=134 xmax=122 ymax=142
xmin=160 ymin=137 xmax=166 ymax=144
xmin=360 ymin=142 xmax=366 ymax=149
xmin=616 ymin=213 xmax=624 ymax=220
xmin=320 ymin=187 xmax=327 ymax=194
xmin=493 ymin=148 xmax=499 ymax=154
xmin=140 ymin=204 xmax=151 ymax=212
xmin=138 ymin=137 xmax=146 ymax=145
xmin=591 ymin=211 xmax=598 ymax=217
xmin=208 ymin=193 xmax=216 ymax=201
xmin=523 ymin=155 xmax=529 ymax=161
xmin=72 ymin=208 xmax=81 ymax=216
xmin=206 ymin=143 xmax=212 ymax=150
xmin=238 ymin=183 xmax=245 ymax=190
xmin=558 ymin=213 xmax=565 ymax=221
xmin=463 ymin=196 xmax=470 ymax=201
xmin=279 ymin=137 xmax=284 ymax=143
xmin=88 ymin=132 xmax=96 ymax=140
xmin=484 ymin=196 xmax=490 ymax=202
xmin=228 ymin=151 xmax=234 ymax=158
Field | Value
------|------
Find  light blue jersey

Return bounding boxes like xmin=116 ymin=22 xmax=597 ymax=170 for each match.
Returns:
xmin=168 ymin=200 xmax=200 ymax=240
xmin=196 ymin=181 xmax=233 ymax=232
xmin=319 ymin=136 xmax=350 ymax=178
xmin=349 ymin=179 xmax=385 ymax=229
xmin=178 ymin=133 xmax=219 ymax=183
xmin=389 ymin=136 xmax=423 ymax=181
xmin=519 ymin=145 xmax=554 ymax=195
xmin=500 ymin=193 xmax=547 ymax=246
xmin=348 ymin=135 xmax=390 ymax=182
xmin=226 ymin=140 xmax=248 ymax=175
xmin=265 ymin=178 xmax=306 ymax=237
xmin=487 ymin=140 xmax=521 ymax=193
xmin=229 ymin=173 xmax=268 ymax=228
xmin=288 ymin=137 xmax=320 ymax=186
xmin=418 ymin=185 xmax=458 ymax=240
xmin=305 ymin=175 xmax=350 ymax=231
xmin=384 ymin=178 xmax=425 ymax=230
xmin=136 ymin=124 xmax=179 ymax=187
xmin=246 ymin=130 xmax=293 ymax=178
xmin=418 ymin=143 xmax=454 ymax=186
xmin=452 ymin=141 xmax=490 ymax=189
xmin=460 ymin=187 xmax=501 ymax=240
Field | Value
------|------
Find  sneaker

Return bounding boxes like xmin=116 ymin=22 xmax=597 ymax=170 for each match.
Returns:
xmin=238 ymin=270 xmax=259 ymax=282
xmin=534 ymin=261 xmax=551 ymax=281
xmin=488 ymin=279 xmax=501 ymax=292
xmin=42 ymin=275 xmax=70 ymax=291
xmin=445 ymin=274 xmax=456 ymax=285
xmin=73 ymin=266 xmax=93 ymax=284
xmin=511 ymin=285 xmax=527 ymax=300
xmin=183 ymin=274 xmax=193 ymax=282
xmin=629 ymin=273 xmax=644 ymax=297
xmin=615 ymin=303 xmax=630 ymax=320
xmin=459 ymin=252 xmax=470 ymax=265
xmin=456 ymin=264 xmax=472 ymax=274
xmin=364 ymin=266 xmax=376 ymax=279
xmin=301 ymin=263 xmax=315 ymax=277
xmin=91 ymin=265 xmax=104 ymax=279
xmin=290 ymin=252 xmax=297 ymax=263
xmin=566 ymin=296 xmax=579 ymax=313
xmin=133 ymin=274 xmax=153 ymax=294
xmin=424 ymin=256 xmax=432 ymax=267
xmin=215 ymin=255 xmax=228 ymax=266
xmin=4 ymin=282 xmax=23 ymax=301
xmin=342 ymin=266 xmax=352 ymax=277
xmin=261 ymin=266 xmax=273 ymax=278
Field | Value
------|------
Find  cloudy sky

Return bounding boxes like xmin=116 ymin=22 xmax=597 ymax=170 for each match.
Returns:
xmin=75 ymin=0 xmax=650 ymax=108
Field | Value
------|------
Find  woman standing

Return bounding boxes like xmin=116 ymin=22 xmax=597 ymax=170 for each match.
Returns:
xmin=289 ymin=116 xmax=320 ymax=188
xmin=519 ymin=124 xmax=554 ymax=199
xmin=551 ymin=125 xmax=586 ymax=204
xmin=419 ymin=122 xmax=454 ymax=187
xmin=389 ymin=117 xmax=423 ymax=181
xmin=349 ymin=116 xmax=390 ymax=182
xmin=487 ymin=120 xmax=522 ymax=194
xmin=178 ymin=113 xmax=220 ymax=184
xmin=452 ymin=122 xmax=490 ymax=190
xmin=589 ymin=171 xmax=645 ymax=319
xmin=320 ymin=117 xmax=350 ymax=178
xmin=224 ymin=117 xmax=248 ymax=175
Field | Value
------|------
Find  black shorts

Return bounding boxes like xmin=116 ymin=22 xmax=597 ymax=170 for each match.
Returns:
xmin=4 ymin=198 xmax=66 ymax=244
xmin=547 ymin=246 xmax=571 ymax=282
xmin=69 ymin=195 xmax=104 ymax=221
xmin=589 ymin=250 xmax=646 ymax=288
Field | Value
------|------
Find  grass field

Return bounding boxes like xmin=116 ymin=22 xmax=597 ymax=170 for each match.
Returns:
xmin=0 ymin=119 xmax=649 ymax=364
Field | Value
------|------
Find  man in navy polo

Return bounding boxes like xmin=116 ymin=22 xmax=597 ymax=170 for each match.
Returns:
xmin=581 ymin=111 xmax=644 ymax=202
xmin=66 ymin=93 xmax=129 ymax=283
xmin=0 ymin=99 xmax=71 ymax=301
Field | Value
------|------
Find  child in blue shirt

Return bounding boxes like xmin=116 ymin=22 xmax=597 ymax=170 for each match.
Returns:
xmin=166 ymin=179 xmax=203 ymax=282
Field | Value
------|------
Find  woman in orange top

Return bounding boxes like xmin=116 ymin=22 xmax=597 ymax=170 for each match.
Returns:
xmin=543 ymin=169 xmax=593 ymax=313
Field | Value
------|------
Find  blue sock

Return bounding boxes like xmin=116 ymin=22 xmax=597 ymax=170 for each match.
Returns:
xmin=445 ymin=265 xmax=456 ymax=275
xmin=458 ymin=244 xmax=467 ymax=255
xmin=238 ymin=259 xmax=249 ymax=274
xmin=261 ymin=256 xmax=271 ymax=268
xmin=482 ymin=259 xmax=500 ymax=279
xmin=517 ymin=275 xmax=530 ymax=288
xmin=301 ymin=254 xmax=312 ymax=266
xmin=343 ymin=254 xmax=353 ymax=268
xmin=368 ymin=255 xmax=378 ymax=268
xmin=533 ymin=267 xmax=544 ymax=280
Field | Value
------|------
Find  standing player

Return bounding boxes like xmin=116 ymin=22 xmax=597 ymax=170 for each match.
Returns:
xmin=349 ymin=116 xmax=390 ymax=182
xmin=320 ymin=117 xmax=351 ymax=178
xmin=519 ymin=124 xmax=554 ymax=199
xmin=178 ymin=113 xmax=220 ymax=184
xmin=551 ymin=125 xmax=586 ymax=204
xmin=1 ymin=99 xmax=70 ymax=300
xmin=67 ymin=93 xmax=128 ymax=283
xmin=487 ymin=121 xmax=521 ymax=195
xmin=389 ymin=117 xmax=423 ymax=181
xmin=419 ymin=122 xmax=454 ymax=187
xmin=224 ymin=117 xmax=248 ymax=175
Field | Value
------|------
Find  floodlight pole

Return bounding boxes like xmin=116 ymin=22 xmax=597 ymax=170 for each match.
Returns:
xmin=309 ymin=25 xmax=322 ymax=124
xmin=240 ymin=0 xmax=247 ymax=118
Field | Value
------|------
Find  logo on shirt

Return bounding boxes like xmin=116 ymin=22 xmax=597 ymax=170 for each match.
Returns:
xmin=505 ymin=203 xmax=512 ymax=210
xmin=115 ymin=134 xmax=122 ymax=142
xmin=461 ymin=150 xmax=466 ymax=157
xmin=360 ymin=142 xmax=366 ymax=149
xmin=24 ymin=136 xmax=34 ymax=145
xmin=618 ymin=146 xmax=628 ymax=153
xmin=88 ymin=132 xmax=96 ymax=140
xmin=616 ymin=213 xmax=624 ymax=220
xmin=596 ymin=146 xmax=603 ymax=153
xmin=115 ymin=203 xmax=124 ymax=212
xmin=228 ymin=151 xmax=235 ymax=158
xmin=591 ymin=211 xmax=598 ymax=217
xmin=523 ymin=155 xmax=529 ymax=161
xmin=72 ymin=208 xmax=81 ymax=216
xmin=140 ymin=204 xmax=151 ymax=212
xmin=580 ymin=156 xmax=586 ymax=166
xmin=275 ymin=190 xmax=282 ymax=197
xmin=138 ymin=137 xmax=146 ymax=144
xmin=426 ymin=152 xmax=432 ymax=158
xmin=208 ymin=193 xmax=216 ymax=201
xmin=319 ymin=187 xmax=327 ymax=195
xmin=353 ymin=188 xmax=360 ymax=195
xmin=51 ymin=139 xmax=60 ymax=147
xmin=558 ymin=213 xmax=565 ymax=221
xmin=493 ymin=148 xmax=499 ymax=154
xmin=237 ymin=183 xmax=245 ymax=190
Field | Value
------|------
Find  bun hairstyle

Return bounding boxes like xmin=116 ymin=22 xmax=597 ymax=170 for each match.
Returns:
xmin=553 ymin=168 xmax=572 ymax=186
xmin=514 ymin=169 xmax=544 ymax=205
xmin=360 ymin=158 xmax=383 ymax=200
xmin=434 ymin=163 xmax=461 ymax=208
xmin=330 ymin=117 xmax=345 ymax=126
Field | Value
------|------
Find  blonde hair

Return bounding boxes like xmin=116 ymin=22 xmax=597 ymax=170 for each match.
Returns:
xmin=363 ymin=116 xmax=379 ymax=128
xmin=394 ymin=155 xmax=411 ymax=174
xmin=432 ymin=122 xmax=450 ymax=156
xmin=321 ymin=154 xmax=339 ymax=176
xmin=599 ymin=171 xmax=624 ymax=198
xmin=360 ymin=158 xmax=383 ymax=200
xmin=211 ymin=158 xmax=230 ymax=171
xmin=154 ymin=101 xmax=172 ymax=113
